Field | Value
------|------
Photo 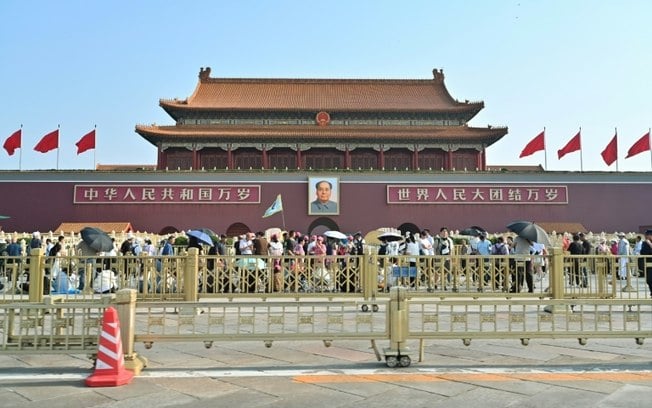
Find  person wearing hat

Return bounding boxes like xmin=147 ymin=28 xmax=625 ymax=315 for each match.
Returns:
xmin=640 ymin=229 xmax=652 ymax=297
xmin=120 ymin=233 xmax=134 ymax=256
xmin=30 ymin=231 xmax=42 ymax=251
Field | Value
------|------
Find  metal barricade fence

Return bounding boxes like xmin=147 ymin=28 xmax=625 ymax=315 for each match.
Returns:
xmin=197 ymin=254 xmax=365 ymax=298
xmin=0 ymin=296 xmax=111 ymax=353
xmin=3 ymin=249 xmax=651 ymax=304
xmin=371 ymin=253 xmax=551 ymax=298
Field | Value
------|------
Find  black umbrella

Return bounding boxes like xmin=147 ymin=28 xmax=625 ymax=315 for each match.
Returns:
xmin=378 ymin=231 xmax=404 ymax=242
xmin=459 ymin=226 xmax=486 ymax=237
xmin=80 ymin=227 xmax=114 ymax=252
xmin=506 ymin=221 xmax=551 ymax=247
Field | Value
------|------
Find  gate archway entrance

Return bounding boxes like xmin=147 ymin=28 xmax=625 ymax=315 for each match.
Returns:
xmin=308 ymin=217 xmax=340 ymax=235
xmin=226 ymin=222 xmax=251 ymax=237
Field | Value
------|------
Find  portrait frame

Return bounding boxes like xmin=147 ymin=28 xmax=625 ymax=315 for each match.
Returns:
xmin=308 ymin=176 xmax=340 ymax=215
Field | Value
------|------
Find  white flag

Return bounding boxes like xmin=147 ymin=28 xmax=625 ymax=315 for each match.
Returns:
xmin=263 ymin=194 xmax=283 ymax=218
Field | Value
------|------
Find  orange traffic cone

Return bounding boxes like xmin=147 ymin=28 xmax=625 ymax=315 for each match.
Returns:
xmin=85 ymin=306 xmax=134 ymax=387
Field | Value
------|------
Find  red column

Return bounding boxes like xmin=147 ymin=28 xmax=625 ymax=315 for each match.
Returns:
xmin=157 ymin=144 xmax=164 ymax=170
xmin=379 ymin=146 xmax=385 ymax=169
xmin=262 ymin=145 xmax=268 ymax=169
xmin=476 ymin=150 xmax=482 ymax=170
xmin=345 ymin=146 xmax=351 ymax=169
xmin=227 ymin=145 xmax=233 ymax=169
xmin=413 ymin=147 xmax=419 ymax=170
xmin=481 ymin=149 xmax=486 ymax=170
xmin=192 ymin=147 xmax=198 ymax=169
xmin=447 ymin=149 xmax=453 ymax=170
xmin=296 ymin=145 xmax=302 ymax=169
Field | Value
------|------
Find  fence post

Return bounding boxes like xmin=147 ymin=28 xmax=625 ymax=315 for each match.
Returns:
xmin=114 ymin=288 xmax=147 ymax=375
xmin=544 ymin=247 xmax=565 ymax=313
xmin=383 ymin=286 xmax=412 ymax=367
xmin=184 ymin=247 xmax=199 ymax=302
xmin=362 ymin=254 xmax=373 ymax=301
xmin=28 ymin=248 xmax=45 ymax=303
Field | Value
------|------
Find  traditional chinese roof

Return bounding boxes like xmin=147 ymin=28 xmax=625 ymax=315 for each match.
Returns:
xmin=159 ymin=67 xmax=483 ymax=120
xmin=536 ymin=222 xmax=588 ymax=234
xmin=486 ymin=165 xmax=545 ymax=172
xmin=135 ymin=124 xmax=507 ymax=146
xmin=95 ymin=164 xmax=156 ymax=171
xmin=53 ymin=222 xmax=134 ymax=234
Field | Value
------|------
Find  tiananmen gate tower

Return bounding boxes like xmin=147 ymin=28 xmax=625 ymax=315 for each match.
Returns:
xmin=0 ymin=68 xmax=650 ymax=235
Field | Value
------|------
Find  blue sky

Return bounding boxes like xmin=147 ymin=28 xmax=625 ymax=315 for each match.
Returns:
xmin=1 ymin=0 xmax=651 ymax=171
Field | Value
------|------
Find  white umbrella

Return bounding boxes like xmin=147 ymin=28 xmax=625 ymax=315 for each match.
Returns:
xmin=324 ymin=230 xmax=347 ymax=240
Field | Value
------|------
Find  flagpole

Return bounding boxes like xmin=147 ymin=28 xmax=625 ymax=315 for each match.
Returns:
xmin=615 ymin=127 xmax=619 ymax=172
xmin=56 ymin=124 xmax=60 ymax=170
xmin=281 ymin=210 xmax=286 ymax=231
xmin=19 ymin=124 xmax=23 ymax=171
xmin=649 ymin=128 xmax=651 ymax=171
xmin=93 ymin=124 xmax=97 ymax=170
xmin=579 ymin=127 xmax=583 ymax=172
xmin=543 ymin=126 xmax=547 ymax=170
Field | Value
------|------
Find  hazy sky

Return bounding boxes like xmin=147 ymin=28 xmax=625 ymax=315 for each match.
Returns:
xmin=1 ymin=0 xmax=651 ymax=171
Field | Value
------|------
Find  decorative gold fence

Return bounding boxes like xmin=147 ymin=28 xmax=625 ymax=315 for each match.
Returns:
xmin=0 ymin=287 xmax=650 ymax=370
xmin=0 ymin=247 xmax=650 ymax=369
xmin=1 ymin=249 xmax=650 ymax=303
xmin=0 ymin=297 xmax=109 ymax=353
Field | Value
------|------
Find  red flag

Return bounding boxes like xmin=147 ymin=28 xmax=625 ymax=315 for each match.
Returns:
xmin=557 ymin=131 xmax=581 ymax=159
xmin=519 ymin=130 xmax=545 ymax=158
xmin=34 ymin=129 xmax=59 ymax=153
xmin=75 ymin=129 xmax=96 ymax=154
xmin=3 ymin=129 xmax=21 ymax=156
xmin=600 ymin=133 xmax=618 ymax=166
xmin=625 ymin=132 xmax=650 ymax=158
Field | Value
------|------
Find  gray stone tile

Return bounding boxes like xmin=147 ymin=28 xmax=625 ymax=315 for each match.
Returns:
xmin=432 ymin=386 xmax=527 ymax=408
xmin=0 ymin=388 xmax=30 ymax=407
xmin=144 ymin=377 xmax=243 ymax=398
xmin=2 ymin=380 xmax=89 ymax=402
xmin=92 ymin=388 xmax=197 ymax=408
xmin=504 ymin=386 xmax=608 ymax=408
xmin=172 ymin=388 xmax=279 ymax=408
xmin=596 ymin=384 xmax=652 ymax=408
xmin=339 ymin=386 xmax=447 ymax=408
xmin=389 ymin=379 xmax=476 ymax=397
xmin=452 ymin=375 xmax=554 ymax=396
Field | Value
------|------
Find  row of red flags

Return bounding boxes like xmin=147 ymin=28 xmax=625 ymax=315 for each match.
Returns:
xmin=520 ymin=130 xmax=651 ymax=165
xmin=2 ymin=128 xmax=96 ymax=156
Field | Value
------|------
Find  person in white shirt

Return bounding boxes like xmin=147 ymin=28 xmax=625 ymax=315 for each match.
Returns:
xmin=93 ymin=269 xmax=118 ymax=293
xmin=239 ymin=233 xmax=254 ymax=255
xmin=404 ymin=233 xmax=420 ymax=288
xmin=268 ymin=234 xmax=284 ymax=292
xmin=617 ymin=233 xmax=630 ymax=279
xmin=435 ymin=227 xmax=455 ymax=291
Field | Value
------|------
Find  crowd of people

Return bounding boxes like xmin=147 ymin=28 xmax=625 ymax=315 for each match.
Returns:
xmin=0 ymin=227 xmax=651 ymax=297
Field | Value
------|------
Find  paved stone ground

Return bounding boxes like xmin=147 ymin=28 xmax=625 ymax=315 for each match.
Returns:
xmin=0 ymin=336 xmax=650 ymax=407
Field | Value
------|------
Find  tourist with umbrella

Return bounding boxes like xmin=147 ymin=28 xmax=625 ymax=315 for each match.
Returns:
xmin=506 ymin=221 xmax=551 ymax=247
xmin=506 ymin=221 xmax=550 ymax=293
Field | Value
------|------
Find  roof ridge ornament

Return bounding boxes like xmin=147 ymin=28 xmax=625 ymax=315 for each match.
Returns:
xmin=432 ymin=68 xmax=445 ymax=81
xmin=199 ymin=67 xmax=212 ymax=81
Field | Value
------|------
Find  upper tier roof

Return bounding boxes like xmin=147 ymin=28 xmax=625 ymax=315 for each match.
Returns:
xmin=135 ymin=124 xmax=507 ymax=146
xmin=159 ymin=67 xmax=484 ymax=118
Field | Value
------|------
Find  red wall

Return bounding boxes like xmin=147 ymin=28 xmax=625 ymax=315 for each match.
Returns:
xmin=0 ymin=171 xmax=650 ymax=235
